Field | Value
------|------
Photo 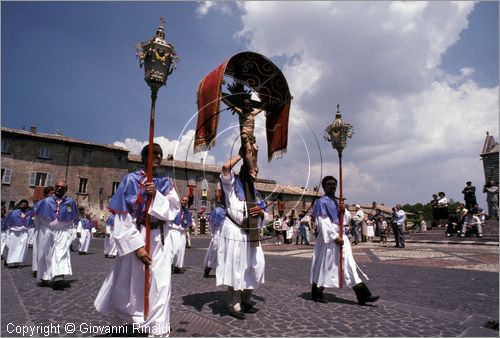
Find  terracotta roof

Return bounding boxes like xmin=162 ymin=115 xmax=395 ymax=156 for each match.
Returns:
xmin=1 ymin=127 xmax=128 ymax=152
xmin=128 ymin=154 xmax=319 ymax=197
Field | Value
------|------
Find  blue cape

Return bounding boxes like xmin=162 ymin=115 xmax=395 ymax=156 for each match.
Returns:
xmin=108 ymin=170 xmax=173 ymax=224
xmin=312 ymin=195 xmax=339 ymax=224
xmin=5 ymin=209 xmax=33 ymax=228
xmin=34 ymin=196 xmax=79 ymax=224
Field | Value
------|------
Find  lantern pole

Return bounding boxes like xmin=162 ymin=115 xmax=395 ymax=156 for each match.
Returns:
xmin=324 ymin=104 xmax=353 ymax=289
xmin=136 ymin=17 xmax=178 ymax=320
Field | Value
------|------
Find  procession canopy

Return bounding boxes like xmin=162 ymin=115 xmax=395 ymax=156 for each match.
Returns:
xmin=194 ymin=51 xmax=292 ymax=161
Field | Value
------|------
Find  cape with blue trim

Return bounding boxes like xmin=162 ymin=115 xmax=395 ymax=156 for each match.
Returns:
xmin=312 ymin=195 xmax=339 ymax=224
xmin=107 ymin=170 xmax=173 ymax=224
xmin=34 ymin=195 xmax=79 ymax=224
xmin=4 ymin=209 xmax=33 ymax=228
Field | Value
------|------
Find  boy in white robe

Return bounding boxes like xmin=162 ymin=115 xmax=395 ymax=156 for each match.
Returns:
xmin=310 ymin=176 xmax=379 ymax=305
xmin=216 ymin=152 xmax=267 ymax=320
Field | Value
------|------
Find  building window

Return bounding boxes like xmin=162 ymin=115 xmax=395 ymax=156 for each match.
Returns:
xmin=38 ymin=146 xmax=51 ymax=159
xmin=78 ymin=178 xmax=88 ymax=194
xmin=114 ymin=154 xmax=122 ymax=168
xmin=82 ymin=150 xmax=91 ymax=164
xmin=1 ymin=141 xmax=10 ymax=154
xmin=112 ymin=181 xmax=120 ymax=195
xmin=1 ymin=168 xmax=12 ymax=184
xmin=29 ymin=172 xmax=53 ymax=187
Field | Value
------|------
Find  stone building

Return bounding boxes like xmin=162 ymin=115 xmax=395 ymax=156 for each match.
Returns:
xmin=2 ymin=127 xmax=318 ymax=225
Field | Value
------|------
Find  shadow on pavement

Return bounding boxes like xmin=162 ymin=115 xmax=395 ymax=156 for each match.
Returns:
xmin=299 ymin=292 xmax=358 ymax=305
xmin=182 ymin=290 xmax=227 ymax=314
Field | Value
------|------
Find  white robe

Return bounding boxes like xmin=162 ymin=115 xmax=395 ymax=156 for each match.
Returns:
xmin=1 ymin=229 xmax=7 ymax=257
xmin=32 ymin=226 xmax=39 ymax=272
xmin=94 ymin=188 xmax=180 ymax=335
xmin=6 ymin=225 xmax=30 ymax=264
xmin=310 ymin=214 xmax=362 ymax=288
xmin=77 ymin=222 xmax=96 ymax=253
xmin=104 ymin=224 xmax=118 ymax=257
xmin=203 ymin=221 xmax=219 ymax=268
xmin=36 ymin=216 xmax=74 ymax=281
xmin=167 ymin=224 xmax=187 ymax=268
xmin=216 ymin=171 xmax=267 ymax=291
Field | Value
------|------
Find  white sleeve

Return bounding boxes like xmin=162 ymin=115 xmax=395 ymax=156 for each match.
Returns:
xmin=317 ymin=215 xmax=339 ymax=244
xmin=220 ymin=170 xmax=235 ymax=195
xmin=76 ymin=220 xmax=82 ymax=233
xmin=113 ymin=213 xmax=145 ymax=256
xmin=149 ymin=188 xmax=181 ymax=222
xmin=258 ymin=210 xmax=269 ymax=229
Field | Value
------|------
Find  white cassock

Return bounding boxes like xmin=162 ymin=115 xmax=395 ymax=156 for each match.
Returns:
xmin=32 ymin=221 xmax=39 ymax=272
xmin=104 ymin=223 xmax=118 ymax=257
xmin=6 ymin=225 xmax=30 ymax=265
xmin=311 ymin=211 xmax=362 ymax=288
xmin=36 ymin=217 xmax=74 ymax=281
xmin=94 ymin=188 xmax=179 ymax=336
xmin=216 ymin=171 xmax=267 ymax=291
xmin=77 ymin=221 xmax=96 ymax=253
xmin=1 ymin=228 xmax=7 ymax=257
xmin=203 ymin=219 xmax=220 ymax=269
xmin=168 ymin=224 xmax=187 ymax=268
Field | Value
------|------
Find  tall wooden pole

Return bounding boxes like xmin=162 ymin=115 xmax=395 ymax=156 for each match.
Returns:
xmin=144 ymin=88 xmax=157 ymax=320
xmin=338 ymin=152 xmax=344 ymax=288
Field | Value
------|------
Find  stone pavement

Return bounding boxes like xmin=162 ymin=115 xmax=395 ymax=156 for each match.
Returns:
xmin=1 ymin=236 xmax=498 ymax=337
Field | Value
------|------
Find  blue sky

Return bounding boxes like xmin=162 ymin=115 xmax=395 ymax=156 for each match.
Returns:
xmin=2 ymin=1 xmax=499 ymax=207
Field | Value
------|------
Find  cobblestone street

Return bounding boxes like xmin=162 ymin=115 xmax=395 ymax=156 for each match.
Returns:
xmin=1 ymin=236 xmax=498 ymax=337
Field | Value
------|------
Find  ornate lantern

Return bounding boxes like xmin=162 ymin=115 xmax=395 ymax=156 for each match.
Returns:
xmin=324 ymin=104 xmax=353 ymax=156
xmin=136 ymin=17 xmax=179 ymax=92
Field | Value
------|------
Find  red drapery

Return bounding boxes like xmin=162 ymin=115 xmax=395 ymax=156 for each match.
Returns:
xmin=194 ymin=51 xmax=292 ymax=161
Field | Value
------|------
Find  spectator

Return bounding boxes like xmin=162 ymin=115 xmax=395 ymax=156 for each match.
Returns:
xmin=273 ymin=215 xmax=282 ymax=244
xmin=436 ymin=192 xmax=449 ymax=227
xmin=365 ymin=214 xmax=375 ymax=242
xmin=351 ymin=205 xmax=363 ymax=245
xmin=286 ymin=215 xmax=294 ymax=244
xmin=462 ymin=181 xmax=477 ymax=211
xmin=280 ymin=215 xmax=289 ymax=244
xmin=483 ymin=180 xmax=499 ymax=219
xmin=446 ymin=212 xmax=460 ymax=237
xmin=461 ymin=210 xmax=483 ymax=237
xmin=392 ymin=204 xmax=406 ymax=248
xmin=378 ymin=216 xmax=389 ymax=247
xmin=430 ymin=193 xmax=439 ymax=228
xmin=297 ymin=210 xmax=311 ymax=245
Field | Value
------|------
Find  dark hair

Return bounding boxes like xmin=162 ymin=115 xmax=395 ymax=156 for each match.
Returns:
xmin=43 ymin=186 xmax=54 ymax=196
xmin=321 ymin=176 xmax=337 ymax=188
xmin=141 ymin=143 xmax=163 ymax=163
xmin=18 ymin=199 xmax=29 ymax=206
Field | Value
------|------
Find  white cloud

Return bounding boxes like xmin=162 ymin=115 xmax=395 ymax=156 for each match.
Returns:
xmin=195 ymin=1 xmax=233 ymax=17
xmin=113 ymin=129 xmax=216 ymax=165
xmin=225 ymin=1 xmax=498 ymax=205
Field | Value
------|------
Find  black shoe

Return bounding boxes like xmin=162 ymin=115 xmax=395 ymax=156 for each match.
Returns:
xmin=172 ymin=266 xmax=183 ymax=274
xmin=38 ymin=280 xmax=51 ymax=287
xmin=203 ymin=266 xmax=212 ymax=278
xmin=241 ymin=302 xmax=259 ymax=313
xmin=52 ymin=276 xmax=66 ymax=290
xmin=311 ymin=283 xmax=327 ymax=303
xmin=32 ymin=271 xmax=37 ymax=278
xmin=353 ymin=282 xmax=379 ymax=305
xmin=393 ymin=245 xmax=399 ymax=248
xmin=229 ymin=310 xmax=245 ymax=320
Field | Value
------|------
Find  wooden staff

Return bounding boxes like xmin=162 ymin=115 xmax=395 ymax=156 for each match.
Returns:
xmin=144 ymin=88 xmax=158 ymax=320
xmin=338 ymin=152 xmax=344 ymax=288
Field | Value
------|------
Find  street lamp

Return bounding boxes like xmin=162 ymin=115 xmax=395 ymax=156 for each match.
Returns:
xmin=136 ymin=17 xmax=178 ymax=320
xmin=324 ymin=104 xmax=353 ymax=288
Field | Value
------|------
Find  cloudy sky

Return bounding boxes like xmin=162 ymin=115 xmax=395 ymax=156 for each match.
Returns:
xmin=2 ymin=1 xmax=498 ymax=207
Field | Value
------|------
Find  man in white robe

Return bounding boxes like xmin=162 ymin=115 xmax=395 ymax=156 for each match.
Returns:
xmin=203 ymin=205 xmax=225 ymax=278
xmin=33 ymin=181 xmax=79 ymax=290
xmin=31 ymin=186 xmax=55 ymax=277
xmin=76 ymin=208 xmax=96 ymax=255
xmin=4 ymin=199 xmax=33 ymax=267
xmin=94 ymin=143 xmax=180 ymax=337
xmin=310 ymin=176 xmax=379 ymax=305
xmin=168 ymin=196 xmax=193 ymax=274
xmin=216 ymin=152 xmax=267 ymax=320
